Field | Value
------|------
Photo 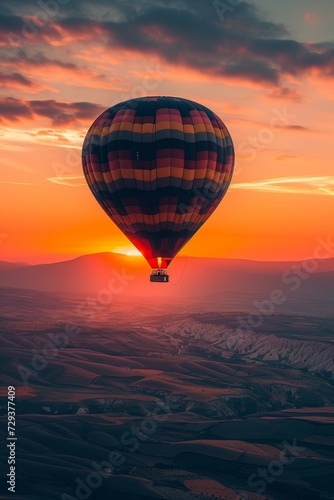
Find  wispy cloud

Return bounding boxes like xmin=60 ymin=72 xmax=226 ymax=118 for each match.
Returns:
xmin=275 ymin=154 xmax=308 ymax=162
xmin=0 ymin=128 xmax=83 ymax=150
xmin=266 ymin=87 xmax=306 ymax=103
xmin=0 ymin=180 xmax=37 ymax=185
xmin=231 ymin=176 xmax=334 ymax=196
xmin=47 ymin=175 xmax=86 ymax=187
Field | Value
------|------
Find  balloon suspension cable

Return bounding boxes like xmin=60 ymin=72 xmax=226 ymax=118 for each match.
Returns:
xmin=170 ymin=240 xmax=191 ymax=286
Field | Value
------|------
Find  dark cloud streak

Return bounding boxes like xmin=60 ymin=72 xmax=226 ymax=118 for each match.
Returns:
xmin=0 ymin=71 xmax=34 ymax=87
xmin=0 ymin=97 xmax=104 ymax=126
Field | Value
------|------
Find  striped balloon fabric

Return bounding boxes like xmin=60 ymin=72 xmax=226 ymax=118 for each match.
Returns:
xmin=82 ymin=96 xmax=234 ymax=273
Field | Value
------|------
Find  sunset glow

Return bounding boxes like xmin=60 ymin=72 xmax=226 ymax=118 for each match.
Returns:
xmin=1 ymin=0 xmax=333 ymax=264
xmin=113 ymin=247 xmax=143 ymax=257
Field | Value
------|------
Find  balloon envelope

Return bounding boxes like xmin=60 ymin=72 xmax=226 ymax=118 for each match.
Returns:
xmin=82 ymin=96 xmax=234 ymax=270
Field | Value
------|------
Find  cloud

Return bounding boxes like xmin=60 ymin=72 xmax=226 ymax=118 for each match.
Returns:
xmin=233 ymin=116 xmax=315 ymax=134
xmin=0 ymin=97 xmax=104 ymax=126
xmin=0 ymin=97 xmax=33 ymax=121
xmin=0 ymin=71 xmax=33 ymax=87
xmin=32 ymin=129 xmax=71 ymax=144
xmin=47 ymin=175 xmax=86 ymax=187
xmin=266 ymin=87 xmax=305 ymax=103
xmin=0 ymin=0 xmax=332 ymax=129
xmin=1 ymin=1 xmax=334 ymax=93
xmin=0 ymin=13 xmax=24 ymax=45
xmin=275 ymin=154 xmax=307 ymax=162
xmin=29 ymin=99 xmax=103 ymax=125
xmin=0 ymin=49 xmax=116 ymax=93
xmin=283 ymin=124 xmax=311 ymax=132
xmin=0 ymin=71 xmax=52 ymax=92
xmin=231 ymin=176 xmax=334 ymax=196
xmin=0 ymin=180 xmax=37 ymax=185
xmin=1 ymin=49 xmax=106 ymax=80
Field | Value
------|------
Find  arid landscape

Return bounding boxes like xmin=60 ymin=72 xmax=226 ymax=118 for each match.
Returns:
xmin=2 ymin=0 xmax=334 ymax=498
xmin=1 ymin=254 xmax=334 ymax=499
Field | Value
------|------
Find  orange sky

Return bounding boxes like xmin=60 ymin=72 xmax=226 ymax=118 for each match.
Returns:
xmin=1 ymin=0 xmax=334 ymax=264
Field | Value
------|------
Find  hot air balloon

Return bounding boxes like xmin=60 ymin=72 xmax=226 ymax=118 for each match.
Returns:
xmin=82 ymin=96 xmax=234 ymax=282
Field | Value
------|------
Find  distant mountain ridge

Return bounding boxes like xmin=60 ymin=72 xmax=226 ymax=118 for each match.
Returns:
xmin=0 ymin=253 xmax=333 ymax=314
xmin=0 ymin=261 xmax=30 ymax=270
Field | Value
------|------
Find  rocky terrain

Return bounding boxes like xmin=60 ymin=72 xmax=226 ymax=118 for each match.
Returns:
xmin=1 ymin=287 xmax=334 ymax=499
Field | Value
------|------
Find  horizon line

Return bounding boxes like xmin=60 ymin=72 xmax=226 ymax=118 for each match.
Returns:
xmin=1 ymin=251 xmax=334 ymax=267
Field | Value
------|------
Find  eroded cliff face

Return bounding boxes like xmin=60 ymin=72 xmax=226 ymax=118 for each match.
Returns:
xmin=163 ymin=317 xmax=334 ymax=376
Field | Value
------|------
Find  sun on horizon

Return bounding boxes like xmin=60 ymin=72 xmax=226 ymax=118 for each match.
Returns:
xmin=112 ymin=246 xmax=143 ymax=257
